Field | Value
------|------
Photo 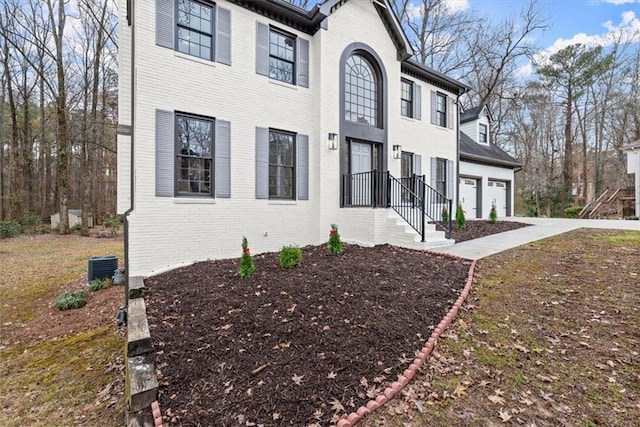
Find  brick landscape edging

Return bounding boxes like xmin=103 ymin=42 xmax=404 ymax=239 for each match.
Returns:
xmin=335 ymin=256 xmax=477 ymax=427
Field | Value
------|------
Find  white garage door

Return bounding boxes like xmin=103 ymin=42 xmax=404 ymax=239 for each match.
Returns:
xmin=487 ymin=180 xmax=507 ymax=217
xmin=459 ymin=178 xmax=478 ymax=218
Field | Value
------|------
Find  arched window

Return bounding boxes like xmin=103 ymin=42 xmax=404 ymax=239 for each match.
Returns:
xmin=344 ymin=54 xmax=378 ymax=126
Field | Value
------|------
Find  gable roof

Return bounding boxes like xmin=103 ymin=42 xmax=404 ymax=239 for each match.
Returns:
xmin=460 ymin=132 xmax=521 ymax=169
xmin=460 ymin=105 xmax=495 ymax=124
xmin=402 ymin=59 xmax=469 ymax=96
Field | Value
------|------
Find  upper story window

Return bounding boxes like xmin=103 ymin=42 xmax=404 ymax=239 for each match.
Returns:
xmin=177 ymin=0 xmax=214 ymax=61
xmin=269 ymin=29 xmax=296 ymax=84
xmin=345 ymin=54 xmax=378 ymax=126
xmin=256 ymin=23 xmax=309 ymax=88
xmin=176 ymin=114 xmax=214 ymax=196
xmin=156 ymin=0 xmax=231 ymax=65
xmin=435 ymin=92 xmax=447 ymax=127
xmin=479 ymin=123 xmax=488 ymax=143
xmin=401 ymin=79 xmax=413 ymax=118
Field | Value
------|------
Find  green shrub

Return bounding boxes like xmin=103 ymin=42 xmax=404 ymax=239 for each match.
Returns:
xmin=455 ymin=203 xmax=467 ymax=230
xmin=55 ymin=290 xmax=88 ymax=310
xmin=103 ymin=217 xmax=122 ymax=237
xmin=88 ymin=277 xmax=111 ymax=292
xmin=22 ymin=213 xmax=41 ymax=234
xmin=279 ymin=246 xmax=302 ymax=269
xmin=327 ymin=224 xmax=343 ymax=255
xmin=564 ymin=206 xmax=582 ymax=218
xmin=0 ymin=220 xmax=23 ymax=239
xmin=489 ymin=203 xmax=498 ymax=224
xmin=441 ymin=206 xmax=449 ymax=223
xmin=238 ymin=236 xmax=255 ymax=278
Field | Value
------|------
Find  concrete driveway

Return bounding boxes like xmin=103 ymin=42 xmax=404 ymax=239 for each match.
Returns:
xmin=439 ymin=217 xmax=640 ymax=260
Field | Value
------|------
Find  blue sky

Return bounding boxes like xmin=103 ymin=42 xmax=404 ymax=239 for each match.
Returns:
xmin=457 ymin=0 xmax=640 ymax=73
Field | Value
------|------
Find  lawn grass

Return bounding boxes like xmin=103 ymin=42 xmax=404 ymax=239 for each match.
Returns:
xmin=0 ymin=233 xmax=125 ymax=426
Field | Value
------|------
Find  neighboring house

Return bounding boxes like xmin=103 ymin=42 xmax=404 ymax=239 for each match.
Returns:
xmin=50 ymin=210 xmax=93 ymax=229
xmin=458 ymin=105 xmax=521 ymax=219
xmin=116 ymin=0 xmax=468 ymax=277
xmin=623 ymin=139 xmax=640 ymax=217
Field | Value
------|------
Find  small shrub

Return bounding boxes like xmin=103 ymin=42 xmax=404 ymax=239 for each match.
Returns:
xmin=22 ymin=213 xmax=41 ymax=234
xmin=0 ymin=220 xmax=23 ymax=239
xmin=327 ymin=224 xmax=343 ymax=255
xmin=441 ymin=206 xmax=449 ymax=223
xmin=238 ymin=236 xmax=255 ymax=278
xmin=564 ymin=206 xmax=582 ymax=218
xmin=88 ymin=277 xmax=111 ymax=292
xmin=279 ymin=246 xmax=302 ymax=269
xmin=103 ymin=216 xmax=122 ymax=237
xmin=55 ymin=290 xmax=87 ymax=310
xmin=455 ymin=203 xmax=467 ymax=230
xmin=489 ymin=203 xmax=498 ymax=224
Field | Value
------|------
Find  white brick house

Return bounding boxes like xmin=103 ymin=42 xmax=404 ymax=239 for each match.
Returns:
xmin=623 ymin=139 xmax=640 ymax=217
xmin=459 ymin=105 xmax=521 ymax=219
xmin=117 ymin=0 xmax=468 ymax=277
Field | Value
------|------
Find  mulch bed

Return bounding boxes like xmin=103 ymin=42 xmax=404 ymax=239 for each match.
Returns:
xmin=451 ymin=219 xmax=531 ymax=243
xmin=145 ymin=244 xmax=471 ymax=426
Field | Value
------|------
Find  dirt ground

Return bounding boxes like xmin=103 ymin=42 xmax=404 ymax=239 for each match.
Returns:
xmin=0 ymin=233 xmax=125 ymax=427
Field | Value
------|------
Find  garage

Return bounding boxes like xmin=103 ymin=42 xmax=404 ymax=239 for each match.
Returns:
xmin=487 ymin=180 xmax=507 ymax=217
xmin=459 ymin=177 xmax=478 ymax=218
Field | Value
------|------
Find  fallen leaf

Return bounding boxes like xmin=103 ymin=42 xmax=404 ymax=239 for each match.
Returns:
xmin=498 ymin=408 xmax=512 ymax=422
xmin=453 ymin=384 xmax=467 ymax=397
xmin=292 ymin=374 xmax=304 ymax=385
xmin=488 ymin=394 xmax=505 ymax=405
xmin=330 ymin=399 xmax=344 ymax=413
xmin=327 ymin=371 xmax=337 ymax=379
xmin=272 ymin=412 xmax=281 ymax=420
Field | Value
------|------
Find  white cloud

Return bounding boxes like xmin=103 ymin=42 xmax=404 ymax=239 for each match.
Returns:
xmin=406 ymin=0 xmax=469 ymax=20
xmin=444 ymin=0 xmax=469 ymax=13
xmin=602 ymin=0 xmax=637 ymax=5
xmin=519 ymin=10 xmax=640 ymax=76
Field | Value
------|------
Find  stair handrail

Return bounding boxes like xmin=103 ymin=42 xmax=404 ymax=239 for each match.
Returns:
xmin=415 ymin=175 xmax=452 ymax=238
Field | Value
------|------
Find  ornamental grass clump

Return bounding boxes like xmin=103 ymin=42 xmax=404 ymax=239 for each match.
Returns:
xmin=55 ymin=290 xmax=88 ymax=311
xmin=327 ymin=224 xmax=343 ymax=255
xmin=455 ymin=203 xmax=467 ymax=230
xmin=489 ymin=202 xmax=498 ymax=224
xmin=279 ymin=246 xmax=302 ymax=269
xmin=88 ymin=277 xmax=112 ymax=292
xmin=238 ymin=236 xmax=255 ymax=278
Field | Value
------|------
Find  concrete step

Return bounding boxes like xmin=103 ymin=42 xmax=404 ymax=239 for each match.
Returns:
xmin=129 ymin=276 xmax=145 ymax=300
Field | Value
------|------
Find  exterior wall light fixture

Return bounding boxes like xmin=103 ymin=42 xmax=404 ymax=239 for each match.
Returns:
xmin=328 ymin=133 xmax=338 ymax=150
xmin=393 ymin=144 xmax=402 ymax=159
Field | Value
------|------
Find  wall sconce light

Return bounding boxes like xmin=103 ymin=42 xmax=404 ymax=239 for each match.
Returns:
xmin=392 ymin=144 xmax=402 ymax=159
xmin=328 ymin=133 xmax=338 ymax=150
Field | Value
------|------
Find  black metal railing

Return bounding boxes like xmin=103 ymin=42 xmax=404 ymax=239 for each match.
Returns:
xmin=341 ymin=171 xmax=453 ymax=240
xmin=415 ymin=175 xmax=452 ymax=238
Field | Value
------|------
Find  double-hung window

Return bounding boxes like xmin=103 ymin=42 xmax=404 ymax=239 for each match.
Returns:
xmin=479 ymin=123 xmax=488 ymax=143
xmin=269 ymin=29 xmax=295 ymax=84
xmin=155 ymin=0 xmax=232 ymax=65
xmin=256 ymin=23 xmax=309 ymax=87
xmin=269 ymin=130 xmax=295 ymax=199
xmin=176 ymin=114 xmax=214 ymax=196
xmin=401 ymin=79 xmax=413 ymax=118
xmin=435 ymin=93 xmax=447 ymax=127
xmin=155 ymin=109 xmax=231 ymax=199
xmin=176 ymin=0 xmax=213 ymax=61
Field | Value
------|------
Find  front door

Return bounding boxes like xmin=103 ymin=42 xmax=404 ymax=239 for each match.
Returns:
xmin=350 ymin=141 xmax=372 ymax=205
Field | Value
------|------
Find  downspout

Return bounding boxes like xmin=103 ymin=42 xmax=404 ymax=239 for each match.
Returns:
xmin=123 ymin=0 xmax=135 ymax=309
xmin=453 ymin=91 xmax=462 ymax=237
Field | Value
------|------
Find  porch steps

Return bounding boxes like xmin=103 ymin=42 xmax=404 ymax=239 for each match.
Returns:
xmin=385 ymin=211 xmax=455 ymax=250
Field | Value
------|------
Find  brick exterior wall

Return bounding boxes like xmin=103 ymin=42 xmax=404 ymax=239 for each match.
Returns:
xmin=118 ymin=0 xmax=460 ymax=276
